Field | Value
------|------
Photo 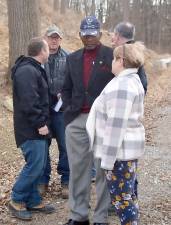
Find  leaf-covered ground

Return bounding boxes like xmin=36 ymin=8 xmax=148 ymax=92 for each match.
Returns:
xmin=0 ymin=67 xmax=171 ymax=225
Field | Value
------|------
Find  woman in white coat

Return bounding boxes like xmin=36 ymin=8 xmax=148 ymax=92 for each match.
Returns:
xmin=86 ymin=42 xmax=145 ymax=225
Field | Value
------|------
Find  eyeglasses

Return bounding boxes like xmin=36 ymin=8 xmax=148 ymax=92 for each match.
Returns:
xmin=48 ymin=35 xmax=61 ymax=40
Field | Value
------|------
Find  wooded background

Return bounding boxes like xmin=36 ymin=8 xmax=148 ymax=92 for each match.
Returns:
xmin=51 ymin=0 xmax=171 ymax=52
xmin=6 ymin=0 xmax=171 ymax=75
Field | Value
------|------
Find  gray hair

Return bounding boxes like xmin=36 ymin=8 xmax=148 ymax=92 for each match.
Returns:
xmin=114 ymin=22 xmax=135 ymax=40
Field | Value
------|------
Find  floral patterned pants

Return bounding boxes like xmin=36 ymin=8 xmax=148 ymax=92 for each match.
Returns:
xmin=105 ymin=160 xmax=138 ymax=225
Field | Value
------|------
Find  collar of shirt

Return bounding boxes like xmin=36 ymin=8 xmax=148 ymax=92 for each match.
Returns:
xmin=117 ymin=68 xmax=138 ymax=78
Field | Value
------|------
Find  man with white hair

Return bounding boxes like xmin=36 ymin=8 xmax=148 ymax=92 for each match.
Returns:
xmin=108 ymin=22 xmax=148 ymax=216
xmin=111 ymin=22 xmax=147 ymax=93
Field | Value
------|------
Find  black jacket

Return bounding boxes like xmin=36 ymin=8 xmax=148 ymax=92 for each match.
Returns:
xmin=137 ymin=66 xmax=147 ymax=94
xmin=126 ymin=40 xmax=148 ymax=94
xmin=62 ymin=44 xmax=114 ymax=126
xmin=11 ymin=56 xmax=51 ymax=147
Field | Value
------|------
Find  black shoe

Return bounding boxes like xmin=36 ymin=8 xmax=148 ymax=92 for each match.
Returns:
xmin=91 ymin=176 xmax=96 ymax=183
xmin=27 ymin=203 xmax=55 ymax=214
xmin=93 ymin=223 xmax=109 ymax=225
xmin=64 ymin=219 xmax=90 ymax=225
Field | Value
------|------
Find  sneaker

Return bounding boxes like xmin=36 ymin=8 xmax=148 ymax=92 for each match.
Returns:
xmin=38 ymin=184 xmax=48 ymax=195
xmin=9 ymin=200 xmax=32 ymax=221
xmin=27 ymin=202 xmax=55 ymax=214
xmin=61 ymin=184 xmax=69 ymax=199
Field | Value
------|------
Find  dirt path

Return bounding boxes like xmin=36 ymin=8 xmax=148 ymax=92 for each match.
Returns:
xmin=0 ymin=73 xmax=171 ymax=225
xmin=138 ymin=92 xmax=171 ymax=224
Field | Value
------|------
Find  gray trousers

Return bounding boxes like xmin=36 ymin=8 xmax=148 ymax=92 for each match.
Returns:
xmin=65 ymin=113 xmax=110 ymax=223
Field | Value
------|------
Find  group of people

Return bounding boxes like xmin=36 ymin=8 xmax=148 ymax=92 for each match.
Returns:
xmin=9 ymin=15 xmax=147 ymax=225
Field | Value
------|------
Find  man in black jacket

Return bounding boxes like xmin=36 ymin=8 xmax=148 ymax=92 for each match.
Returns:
xmin=62 ymin=16 xmax=112 ymax=225
xmin=9 ymin=37 xmax=55 ymax=221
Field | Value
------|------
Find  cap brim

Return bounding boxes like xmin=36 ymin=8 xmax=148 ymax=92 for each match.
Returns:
xmin=47 ymin=31 xmax=62 ymax=38
xmin=80 ymin=29 xmax=100 ymax=37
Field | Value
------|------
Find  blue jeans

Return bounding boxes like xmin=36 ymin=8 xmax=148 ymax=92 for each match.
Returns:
xmin=12 ymin=139 xmax=48 ymax=208
xmin=39 ymin=112 xmax=69 ymax=185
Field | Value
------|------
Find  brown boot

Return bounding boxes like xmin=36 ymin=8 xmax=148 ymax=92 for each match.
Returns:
xmin=9 ymin=200 xmax=32 ymax=220
xmin=61 ymin=184 xmax=69 ymax=199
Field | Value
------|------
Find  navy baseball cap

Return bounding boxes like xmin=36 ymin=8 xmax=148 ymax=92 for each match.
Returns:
xmin=80 ymin=16 xmax=101 ymax=36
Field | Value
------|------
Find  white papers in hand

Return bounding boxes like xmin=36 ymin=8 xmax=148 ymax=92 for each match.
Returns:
xmin=54 ymin=97 xmax=63 ymax=112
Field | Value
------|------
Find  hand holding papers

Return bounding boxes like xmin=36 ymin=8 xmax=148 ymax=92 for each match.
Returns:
xmin=54 ymin=97 xmax=63 ymax=112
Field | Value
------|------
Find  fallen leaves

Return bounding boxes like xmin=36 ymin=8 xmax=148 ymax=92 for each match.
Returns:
xmin=0 ymin=55 xmax=171 ymax=224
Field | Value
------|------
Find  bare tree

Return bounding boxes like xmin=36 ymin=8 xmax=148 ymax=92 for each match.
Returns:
xmin=66 ymin=0 xmax=70 ymax=8
xmin=7 ymin=0 xmax=40 ymax=76
xmin=103 ymin=0 xmax=171 ymax=52
xmin=122 ymin=0 xmax=130 ymax=21
xmin=73 ymin=0 xmax=82 ymax=12
xmin=54 ymin=0 xmax=60 ymax=11
xmin=83 ymin=0 xmax=89 ymax=16
xmin=157 ymin=0 xmax=164 ymax=51
xmin=98 ymin=3 xmax=103 ymax=23
xmin=60 ymin=0 xmax=67 ymax=14
xmin=104 ymin=0 xmax=123 ymax=30
xmin=91 ymin=0 xmax=96 ymax=15
xmin=9 ymin=0 xmax=170 ymax=53
xmin=131 ymin=0 xmax=141 ymax=39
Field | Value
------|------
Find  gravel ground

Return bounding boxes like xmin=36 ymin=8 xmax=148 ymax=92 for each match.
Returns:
xmin=0 ymin=71 xmax=171 ymax=225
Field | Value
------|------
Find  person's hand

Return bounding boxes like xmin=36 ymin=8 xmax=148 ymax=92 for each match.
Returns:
xmin=57 ymin=93 xmax=61 ymax=100
xmin=38 ymin=125 xmax=49 ymax=135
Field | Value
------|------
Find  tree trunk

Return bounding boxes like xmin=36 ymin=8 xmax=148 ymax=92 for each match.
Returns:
xmin=98 ymin=3 xmax=103 ymax=23
xmin=54 ymin=0 xmax=60 ymax=11
xmin=7 ymin=0 xmax=40 ymax=79
xmin=91 ymin=0 xmax=96 ymax=15
xmin=158 ymin=0 xmax=163 ymax=51
xmin=60 ymin=0 xmax=66 ymax=14
xmin=122 ymin=0 xmax=130 ymax=21
xmin=83 ymin=0 xmax=89 ymax=16
xmin=66 ymin=0 xmax=70 ymax=8
xmin=131 ymin=0 xmax=141 ymax=40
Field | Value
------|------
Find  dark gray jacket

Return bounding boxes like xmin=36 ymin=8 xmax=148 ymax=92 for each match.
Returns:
xmin=44 ymin=46 xmax=68 ymax=106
